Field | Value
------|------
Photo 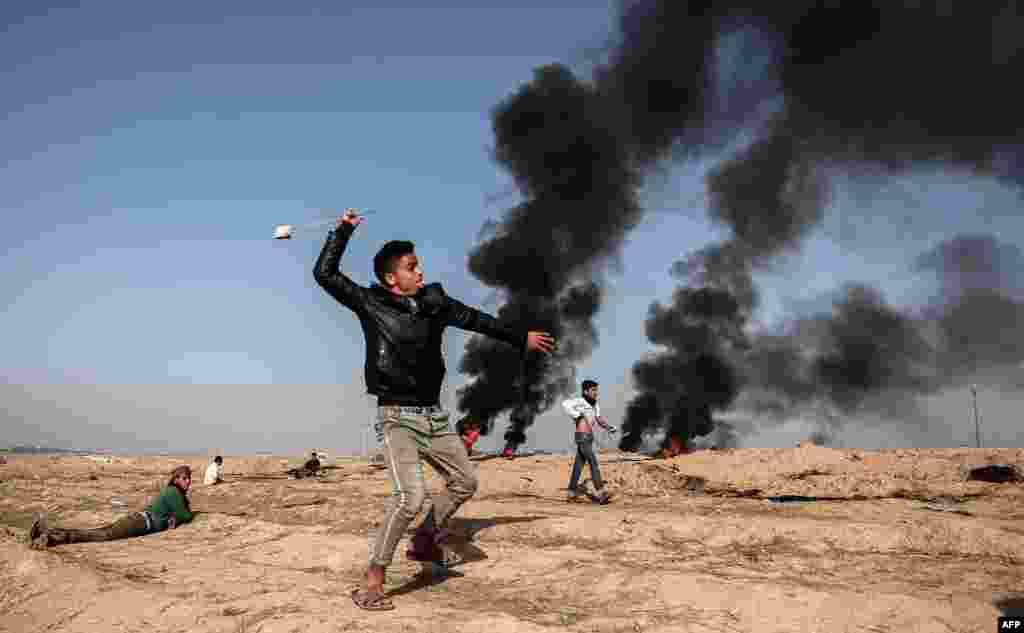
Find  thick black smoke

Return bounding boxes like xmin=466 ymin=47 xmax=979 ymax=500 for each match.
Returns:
xmin=457 ymin=66 xmax=642 ymax=449
xmin=619 ymin=283 xmax=749 ymax=451
xmin=734 ymin=235 xmax=1024 ymax=438
xmin=461 ymin=2 xmax=1024 ymax=451
xmin=919 ymin=235 xmax=1024 ymax=380
xmin=618 ymin=1 xmax=1024 ymax=449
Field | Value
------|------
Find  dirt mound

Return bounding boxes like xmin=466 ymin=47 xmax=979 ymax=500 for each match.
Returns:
xmin=0 ymin=448 xmax=1020 ymax=632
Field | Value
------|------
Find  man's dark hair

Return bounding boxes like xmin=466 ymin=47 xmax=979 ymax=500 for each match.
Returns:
xmin=373 ymin=240 xmax=415 ymax=285
xmin=581 ymin=379 xmax=599 ymax=393
xmin=214 ymin=456 xmax=223 ymax=464
xmin=168 ymin=464 xmax=192 ymax=488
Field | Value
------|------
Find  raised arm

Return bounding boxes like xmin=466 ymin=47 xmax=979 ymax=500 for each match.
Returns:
xmin=312 ymin=210 xmax=367 ymax=313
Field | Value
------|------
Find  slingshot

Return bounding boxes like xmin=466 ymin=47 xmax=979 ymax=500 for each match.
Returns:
xmin=273 ymin=209 xmax=378 ymax=240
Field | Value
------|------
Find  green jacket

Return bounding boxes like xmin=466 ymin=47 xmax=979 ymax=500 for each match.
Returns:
xmin=145 ymin=485 xmax=193 ymax=531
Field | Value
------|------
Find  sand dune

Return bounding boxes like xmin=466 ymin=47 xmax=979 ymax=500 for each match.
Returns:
xmin=1 ymin=447 xmax=1021 ymax=632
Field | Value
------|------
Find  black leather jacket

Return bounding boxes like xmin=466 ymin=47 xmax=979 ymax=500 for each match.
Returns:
xmin=313 ymin=223 xmax=526 ymax=406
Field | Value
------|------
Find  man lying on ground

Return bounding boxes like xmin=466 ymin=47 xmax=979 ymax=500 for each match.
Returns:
xmin=29 ymin=465 xmax=194 ymax=548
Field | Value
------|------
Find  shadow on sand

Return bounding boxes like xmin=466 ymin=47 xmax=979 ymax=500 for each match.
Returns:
xmin=385 ymin=515 xmax=547 ymax=598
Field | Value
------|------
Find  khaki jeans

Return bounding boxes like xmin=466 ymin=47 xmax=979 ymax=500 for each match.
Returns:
xmin=45 ymin=512 xmax=152 ymax=545
xmin=369 ymin=405 xmax=477 ymax=567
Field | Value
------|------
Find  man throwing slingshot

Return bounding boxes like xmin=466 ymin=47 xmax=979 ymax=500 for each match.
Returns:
xmin=314 ymin=209 xmax=554 ymax=611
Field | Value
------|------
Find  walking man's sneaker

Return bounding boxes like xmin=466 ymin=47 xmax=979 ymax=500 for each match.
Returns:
xmin=566 ymin=490 xmax=584 ymax=503
xmin=406 ymin=527 xmax=446 ymax=564
xmin=593 ymin=490 xmax=611 ymax=505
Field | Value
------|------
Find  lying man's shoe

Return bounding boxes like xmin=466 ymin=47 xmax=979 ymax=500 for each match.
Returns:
xmin=28 ymin=514 xmax=50 ymax=549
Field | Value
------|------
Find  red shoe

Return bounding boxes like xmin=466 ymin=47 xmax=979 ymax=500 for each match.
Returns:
xmin=406 ymin=528 xmax=445 ymax=564
xmin=502 ymin=446 xmax=515 ymax=459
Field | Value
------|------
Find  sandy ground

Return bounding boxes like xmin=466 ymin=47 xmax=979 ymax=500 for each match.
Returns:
xmin=1 ymin=446 xmax=1022 ymax=633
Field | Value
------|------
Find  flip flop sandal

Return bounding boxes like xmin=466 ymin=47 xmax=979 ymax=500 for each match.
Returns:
xmin=351 ymin=588 xmax=395 ymax=611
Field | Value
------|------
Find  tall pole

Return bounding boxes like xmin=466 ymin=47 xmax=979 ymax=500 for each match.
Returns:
xmin=970 ymin=384 xmax=982 ymax=449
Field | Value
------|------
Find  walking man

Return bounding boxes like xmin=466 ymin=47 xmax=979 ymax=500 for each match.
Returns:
xmin=314 ymin=209 xmax=554 ymax=611
xmin=562 ymin=380 xmax=616 ymax=504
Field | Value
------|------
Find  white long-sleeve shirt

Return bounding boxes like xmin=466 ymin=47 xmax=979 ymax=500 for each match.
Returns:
xmin=203 ymin=461 xmax=223 ymax=485
xmin=562 ymin=396 xmax=600 ymax=423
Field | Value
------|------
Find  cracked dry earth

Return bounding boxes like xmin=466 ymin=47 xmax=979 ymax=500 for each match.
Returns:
xmin=1 ymin=447 xmax=1022 ymax=633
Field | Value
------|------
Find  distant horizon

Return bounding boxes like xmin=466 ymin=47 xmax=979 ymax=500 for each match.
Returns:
xmin=3 ymin=4 xmax=1021 ymax=459
xmin=1 ymin=439 xmax=1003 ymax=457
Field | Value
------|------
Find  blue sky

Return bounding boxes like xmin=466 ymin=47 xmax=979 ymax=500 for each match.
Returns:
xmin=3 ymin=2 xmax=1022 ymax=454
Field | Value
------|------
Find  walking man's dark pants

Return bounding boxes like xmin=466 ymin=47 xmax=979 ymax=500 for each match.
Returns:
xmin=567 ymin=431 xmax=603 ymax=494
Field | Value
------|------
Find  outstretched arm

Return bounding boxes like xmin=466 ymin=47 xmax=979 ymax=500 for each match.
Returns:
xmin=443 ymin=295 xmax=554 ymax=354
xmin=594 ymin=415 xmax=617 ymax=433
xmin=593 ymin=404 xmax=617 ymax=433
xmin=312 ymin=209 xmax=368 ymax=313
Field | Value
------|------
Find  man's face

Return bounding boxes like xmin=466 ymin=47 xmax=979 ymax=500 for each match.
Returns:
xmin=585 ymin=385 xmax=599 ymax=401
xmin=175 ymin=472 xmax=192 ymax=491
xmin=385 ymin=253 xmax=424 ymax=296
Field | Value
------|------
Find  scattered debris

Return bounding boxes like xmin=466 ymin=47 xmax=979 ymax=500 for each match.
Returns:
xmin=684 ymin=476 xmax=706 ymax=496
xmin=958 ymin=464 xmax=1023 ymax=483
xmin=469 ymin=454 xmax=504 ymax=463
xmin=784 ymin=469 xmax=831 ymax=480
xmin=917 ymin=503 xmax=972 ymax=516
xmin=993 ymin=592 xmax=1024 ymax=618
xmin=767 ymin=495 xmax=822 ymax=504
xmin=110 ymin=497 xmax=129 ymax=514
xmin=707 ymin=487 xmax=762 ymax=498
xmin=911 ymin=495 xmax=973 ymax=515
xmin=559 ymin=607 xmax=578 ymax=625
xmin=279 ymin=497 xmax=327 ymax=509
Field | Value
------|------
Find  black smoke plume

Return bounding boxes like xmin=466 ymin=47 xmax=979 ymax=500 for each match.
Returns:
xmin=457 ymin=66 xmax=641 ymax=450
xmin=460 ymin=1 xmax=1024 ymax=451
xmin=617 ymin=1 xmax=1024 ymax=449
xmin=733 ymin=234 xmax=1024 ymax=439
